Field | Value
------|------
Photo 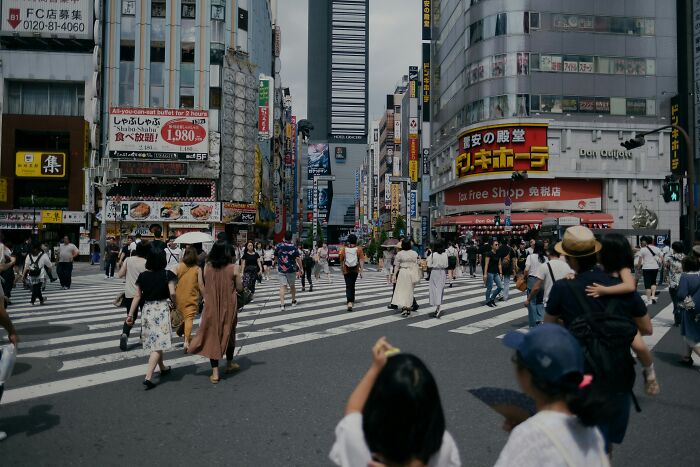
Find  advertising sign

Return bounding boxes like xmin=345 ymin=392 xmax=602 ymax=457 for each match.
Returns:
xmin=0 ymin=210 xmax=37 ymax=229
xmin=1 ymin=0 xmax=93 ymax=39
xmin=41 ymin=210 xmax=63 ymax=224
xmin=694 ymin=0 xmax=700 ymax=160
xmin=421 ymin=216 xmax=429 ymax=240
xmin=422 ymin=148 xmax=430 ymax=175
xmin=109 ymin=108 xmax=209 ymax=161
xmin=334 ymin=146 xmax=347 ymax=161
xmin=222 ymin=203 xmax=257 ymax=224
xmin=0 ymin=178 xmax=6 ymax=202
xmin=670 ymin=95 xmax=685 ymax=176
xmin=444 ymin=179 xmax=602 ymax=213
xmin=456 ymin=123 xmax=549 ymax=178
xmin=422 ymin=43 xmax=431 ymax=122
xmin=106 ymin=200 xmax=221 ymax=223
xmin=384 ymin=177 xmax=391 ymax=206
xmin=119 ymin=161 xmax=188 ymax=177
xmin=394 ymin=114 xmax=401 ymax=145
xmin=421 ymin=0 xmax=431 ymax=40
xmin=410 ymin=190 xmax=417 ymax=218
xmin=408 ymin=117 xmax=418 ymax=136
xmin=306 ymin=188 xmax=329 ymax=211
xmin=258 ymin=78 xmax=271 ymax=138
xmin=409 ymin=136 xmax=419 ymax=182
xmin=391 ymin=183 xmax=401 ymax=216
xmin=307 ymin=143 xmax=331 ymax=179
xmin=15 ymin=152 xmax=66 ymax=178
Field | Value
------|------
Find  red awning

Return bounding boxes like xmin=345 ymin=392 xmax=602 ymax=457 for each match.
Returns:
xmin=434 ymin=212 xmax=614 ymax=226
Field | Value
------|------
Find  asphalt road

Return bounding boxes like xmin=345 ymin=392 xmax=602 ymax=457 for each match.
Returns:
xmin=1 ymin=269 xmax=698 ymax=466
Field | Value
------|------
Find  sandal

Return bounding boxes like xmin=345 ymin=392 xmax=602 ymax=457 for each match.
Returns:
xmin=225 ymin=362 xmax=241 ymax=374
xmin=401 ymin=308 xmax=411 ymax=317
xmin=209 ymin=375 xmax=220 ymax=384
xmin=643 ymin=370 xmax=660 ymax=396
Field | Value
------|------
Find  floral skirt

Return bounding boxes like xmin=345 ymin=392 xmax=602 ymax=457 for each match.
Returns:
xmin=141 ymin=300 xmax=172 ymax=352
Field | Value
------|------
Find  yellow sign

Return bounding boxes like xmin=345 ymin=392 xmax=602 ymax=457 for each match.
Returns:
xmin=16 ymin=152 xmax=66 ymax=178
xmin=41 ymin=210 xmax=63 ymax=224
xmin=0 ymin=178 xmax=7 ymax=203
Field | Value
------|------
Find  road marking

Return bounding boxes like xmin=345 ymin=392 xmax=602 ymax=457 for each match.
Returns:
xmin=644 ymin=303 xmax=675 ymax=351
xmin=409 ymin=292 xmax=522 ymax=329
xmin=450 ymin=309 xmax=528 ymax=335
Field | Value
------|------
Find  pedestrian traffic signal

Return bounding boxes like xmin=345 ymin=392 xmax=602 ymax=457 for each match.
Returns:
xmin=494 ymin=215 xmax=501 ymax=226
xmin=662 ymin=177 xmax=681 ymax=202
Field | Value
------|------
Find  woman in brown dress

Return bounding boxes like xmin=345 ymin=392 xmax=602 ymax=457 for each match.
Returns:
xmin=175 ymin=246 xmax=204 ymax=352
xmin=187 ymin=240 xmax=243 ymax=384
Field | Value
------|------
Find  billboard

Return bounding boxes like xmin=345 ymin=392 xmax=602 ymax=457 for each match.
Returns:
xmin=109 ymin=108 xmax=209 ymax=161
xmin=222 ymin=203 xmax=257 ymax=224
xmin=119 ymin=161 xmax=188 ymax=177
xmin=307 ymin=143 xmax=331 ymax=179
xmin=258 ymin=77 xmax=272 ymax=138
xmin=422 ymin=43 xmax=431 ymax=122
xmin=456 ymin=123 xmax=549 ymax=178
xmin=1 ymin=0 xmax=93 ymax=39
xmin=106 ymin=200 xmax=221 ymax=223
xmin=408 ymin=136 xmax=419 ymax=182
xmin=670 ymin=96 xmax=685 ymax=176
xmin=334 ymin=146 xmax=347 ymax=161
xmin=15 ymin=152 xmax=66 ymax=178
xmin=421 ymin=0 xmax=431 ymax=40
xmin=306 ymin=187 xmax=329 ymax=210
xmin=444 ymin=179 xmax=602 ymax=213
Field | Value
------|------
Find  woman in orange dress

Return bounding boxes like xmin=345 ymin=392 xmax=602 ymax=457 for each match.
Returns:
xmin=187 ymin=241 xmax=243 ymax=384
xmin=175 ymin=246 xmax=204 ymax=352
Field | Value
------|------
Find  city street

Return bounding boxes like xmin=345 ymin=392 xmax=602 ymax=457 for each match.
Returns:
xmin=1 ymin=268 xmax=698 ymax=466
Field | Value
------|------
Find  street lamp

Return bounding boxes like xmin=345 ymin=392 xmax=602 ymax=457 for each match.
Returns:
xmin=389 ymin=176 xmax=412 ymax=238
xmin=621 ymin=124 xmax=695 ymax=243
xmin=313 ymin=175 xmax=335 ymax=247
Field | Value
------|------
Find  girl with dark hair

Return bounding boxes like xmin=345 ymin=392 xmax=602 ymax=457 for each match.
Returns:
xmin=175 ymin=246 xmax=204 ymax=352
xmin=262 ymin=243 xmax=275 ymax=281
xmin=391 ymin=240 xmax=420 ymax=317
xmin=498 ymin=325 xmax=609 ymax=465
xmin=524 ymin=241 xmax=548 ymax=326
xmin=188 ymin=241 xmax=243 ymax=384
xmin=240 ymin=240 xmax=263 ymax=297
xmin=330 ymin=338 xmax=460 ymax=466
xmin=21 ymin=241 xmax=52 ymax=306
xmin=339 ymin=234 xmax=364 ymax=312
xmin=677 ymin=255 xmax=700 ymax=367
xmin=126 ymin=250 xmax=177 ymax=389
xmin=664 ymin=241 xmax=686 ymax=326
xmin=585 ymin=234 xmax=660 ymax=396
xmin=427 ymin=242 xmax=448 ymax=318
xmin=117 ymin=241 xmax=149 ymax=351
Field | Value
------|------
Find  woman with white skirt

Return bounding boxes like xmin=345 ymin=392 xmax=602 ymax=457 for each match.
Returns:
xmin=390 ymin=240 xmax=419 ymax=317
xmin=382 ymin=247 xmax=395 ymax=285
xmin=428 ymin=242 xmax=449 ymax=318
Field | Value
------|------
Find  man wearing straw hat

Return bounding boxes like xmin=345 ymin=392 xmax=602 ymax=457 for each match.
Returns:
xmin=544 ymin=225 xmax=652 ymax=452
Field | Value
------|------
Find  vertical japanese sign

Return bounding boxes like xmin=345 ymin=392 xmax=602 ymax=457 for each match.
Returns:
xmin=422 ymin=43 xmax=431 ymax=122
xmin=409 ymin=137 xmax=419 ymax=182
xmin=670 ymin=96 xmax=685 ymax=176
xmin=384 ymin=177 xmax=391 ymax=207
xmin=422 ymin=148 xmax=430 ymax=175
xmin=410 ymin=190 xmax=417 ymax=218
xmin=258 ymin=77 xmax=271 ymax=138
xmin=394 ymin=106 xmax=401 ymax=145
xmin=421 ymin=0 xmax=431 ymax=40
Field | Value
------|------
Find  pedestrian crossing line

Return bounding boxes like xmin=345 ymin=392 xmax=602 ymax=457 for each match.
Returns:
xmin=18 ymin=330 xmax=125 ymax=350
xmin=21 ymin=336 xmax=142 ymax=359
xmin=49 ymin=311 xmax=128 ymax=326
xmin=450 ymin=309 xmax=529 ymax=335
xmin=409 ymin=291 xmax=522 ymax=329
xmin=643 ymin=303 xmax=675 ymax=351
xmin=9 ymin=295 xmax=124 ymax=317
xmin=14 ymin=308 xmax=121 ymax=324
xmin=496 ymin=327 xmax=529 ymax=339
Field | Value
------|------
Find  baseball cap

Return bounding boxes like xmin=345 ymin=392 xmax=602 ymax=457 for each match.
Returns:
xmin=503 ymin=324 xmax=584 ymax=383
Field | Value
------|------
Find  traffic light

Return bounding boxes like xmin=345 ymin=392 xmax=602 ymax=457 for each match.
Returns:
xmin=621 ymin=135 xmax=645 ymax=150
xmin=494 ymin=215 xmax=501 ymax=226
xmin=662 ymin=177 xmax=681 ymax=203
xmin=121 ymin=203 xmax=129 ymax=219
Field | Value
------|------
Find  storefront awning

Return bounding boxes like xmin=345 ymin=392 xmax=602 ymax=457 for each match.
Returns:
xmin=434 ymin=212 xmax=614 ymax=226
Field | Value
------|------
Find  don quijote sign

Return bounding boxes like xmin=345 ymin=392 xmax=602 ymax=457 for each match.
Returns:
xmin=109 ymin=108 xmax=209 ymax=161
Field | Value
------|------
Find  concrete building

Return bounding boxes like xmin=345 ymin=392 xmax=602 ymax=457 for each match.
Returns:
xmin=100 ymin=0 xmax=275 ymax=241
xmin=305 ymin=0 xmax=369 ymax=242
xmin=429 ymin=0 xmax=681 ymax=242
xmin=0 ymin=0 xmax=97 ymax=248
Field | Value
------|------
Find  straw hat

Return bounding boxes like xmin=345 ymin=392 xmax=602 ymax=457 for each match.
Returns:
xmin=554 ymin=225 xmax=602 ymax=258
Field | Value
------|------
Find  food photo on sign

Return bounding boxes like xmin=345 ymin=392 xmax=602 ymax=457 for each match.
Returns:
xmin=109 ymin=200 xmax=220 ymax=223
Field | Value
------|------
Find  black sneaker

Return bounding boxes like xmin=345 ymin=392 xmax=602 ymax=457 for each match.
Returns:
xmin=387 ymin=304 xmax=398 ymax=310
xmin=486 ymin=301 xmax=495 ymax=307
xmin=120 ymin=333 xmax=128 ymax=351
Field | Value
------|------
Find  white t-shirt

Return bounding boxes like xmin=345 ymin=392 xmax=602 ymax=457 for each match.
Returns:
xmin=494 ymin=411 xmax=609 ymax=467
xmin=446 ymin=246 xmax=457 ymax=257
xmin=24 ymin=252 xmax=52 ymax=281
xmin=534 ymin=258 xmax=574 ymax=305
xmin=329 ymin=412 xmax=461 ymax=467
xmin=428 ymin=251 xmax=449 ymax=269
xmin=122 ymin=256 xmax=147 ymax=298
xmin=263 ymin=248 xmax=275 ymax=262
xmin=525 ymin=253 xmax=548 ymax=277
xmin=165 ymin=247 xmax=182 ymax=271
xmin=638 ymin=245 xmax=661 ymax=270
xmin=58 ymin=243 xmax=79 ymax=262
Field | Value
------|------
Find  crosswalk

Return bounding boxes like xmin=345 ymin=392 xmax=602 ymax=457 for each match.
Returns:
xmin=1 ymin=269 xmax=676 ymax=405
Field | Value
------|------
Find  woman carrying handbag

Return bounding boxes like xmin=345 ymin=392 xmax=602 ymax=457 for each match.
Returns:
xmin=176 ymin=247 xmax=204 ymax=352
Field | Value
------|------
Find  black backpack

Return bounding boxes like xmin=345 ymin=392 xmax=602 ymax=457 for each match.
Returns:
xmin=565 ymin=282 xmax=639 ymax=401
xmin=28 ymin=252 xmax=44 ymax=277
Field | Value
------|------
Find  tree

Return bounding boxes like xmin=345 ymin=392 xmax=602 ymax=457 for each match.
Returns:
xmin=393 ymin=215 xmax=406 ymax=239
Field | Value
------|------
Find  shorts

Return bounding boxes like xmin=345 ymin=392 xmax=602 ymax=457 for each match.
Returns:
xmin=278 ymin=272 xmax=297 ymax=288
xmin=263 ymin=261 xmax=273 ymax=267
xmin=642 ymin=269 xmax=658 ymax=289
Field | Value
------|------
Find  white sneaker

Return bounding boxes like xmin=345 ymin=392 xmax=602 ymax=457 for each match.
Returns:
xmin=292 ymin=300 xmax=298 ymax=307
xmin=280 ymin=305 xmax=285 ymax=312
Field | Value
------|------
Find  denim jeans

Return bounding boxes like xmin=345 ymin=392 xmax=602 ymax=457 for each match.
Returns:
xmin=502 ymin=274 xmax=511 ymax=300
xmin=526 ymin=275 xmax=544 ymax=327
xmin=485 ymin=273 xmax=503 ymax=303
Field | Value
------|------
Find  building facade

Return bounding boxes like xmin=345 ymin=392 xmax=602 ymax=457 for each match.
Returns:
xmin=429 ymin=0 xmax=681 ymax=241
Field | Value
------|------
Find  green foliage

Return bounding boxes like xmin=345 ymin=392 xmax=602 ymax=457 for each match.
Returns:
xmin=366 ymin=238 xmax=379 ymax=263
xmin=393 ymin=216 xmax=406 ymax=239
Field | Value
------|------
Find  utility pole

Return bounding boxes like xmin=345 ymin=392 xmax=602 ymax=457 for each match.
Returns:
xmin=88 ymin=157 xmax=121 ymax=268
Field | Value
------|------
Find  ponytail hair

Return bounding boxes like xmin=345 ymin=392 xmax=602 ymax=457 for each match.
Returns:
xmin=534 ymin=241 xmax=546 ymax=264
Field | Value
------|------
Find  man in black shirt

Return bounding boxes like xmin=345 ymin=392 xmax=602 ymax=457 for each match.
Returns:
xmin=482 ymin=240 xmax=503 ymax=307
xmin=466 ymin=241 xmax=478 ymax=277
xmin=546 ymin=226 xmax=651 ymax=452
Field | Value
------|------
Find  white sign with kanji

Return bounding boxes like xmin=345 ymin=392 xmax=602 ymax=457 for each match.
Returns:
xmin=1 ymin=0 xmax=93 ymax=39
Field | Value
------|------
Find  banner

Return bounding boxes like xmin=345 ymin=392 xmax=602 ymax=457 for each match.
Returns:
xmin=306 ymin=188 xmax=329 ymax=210
xmin=119 ymin=161 xmax=188 ymax=177
xmin=15 ymin=152 xmax=66 ymax=178
xmin=670 ymin=95 xmax=685 ymax=176
xmin=409 ymin=137 xmax=419 ymax=182
xmin=444 ymin=179 xmax=602 ymax=213
xmin=307 ymin=143 xmax=331 ymax=179
xmin=456 ymin=123 xmax=549 ymax=178
xmin=106 ymin=200 xmax=221 ymax=223
xmin=421 ymin=0 xmax=431 ymax=40
xmin=422 ymin=43 xmax=431 ymax=122
xmin=0 ymin=0 xmax=93 ymax=39
xmin=109 ymin=108 xmax=209 ymax=160
xmin=222 ymin=203 xmax=257 ymax=224
xmin=258 ymin=77 xmax=272 ymax=138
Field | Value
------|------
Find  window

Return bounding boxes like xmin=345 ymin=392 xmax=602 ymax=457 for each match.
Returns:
xmin=561 ymin=96 xmax=578 ymax=112
xmin=495 ymin=13 xmax=507 ymax=36
xmin=182 ymin=3 xmax=196 ymax=19
xmin=578 ymin=97 xmax=596 ymax=113
xmin=540 ymin=95 xmax=562 ymax=113
xmin=492 ymin=54 xmax=506 ymax=78
xmin=626 ymin=98 xmax=647 ymax=116
xmin=238 ymin=8 xmax=249 ymax=31
xmin=517 ymin=53 xmax=529 ymax=75
xmin=530 ymin=12 xmax=540 ymax=29
xmin=180 ymin=95 xmax=194 ymax=109
xmin=626 ymin=58 xmax=646 ymax=76
xmin=610 ymin=97 xmax=626 ymax=115
xmin=595 ymin=98 xmax=610 ymax=114
xmin=5 ymin=82 xmax=84 ymax=116
xmin=151 ymin=2 xmax=166 ymax=17
xmin=120 ymin=45 xmax=135 ymax=61
xmin=121 ymin=0 xmax=136 ymax=16
xmin=210 ymin=88 xmax=222 ymax=109
xmin=211 ymin=5 xmax=225 ymax=21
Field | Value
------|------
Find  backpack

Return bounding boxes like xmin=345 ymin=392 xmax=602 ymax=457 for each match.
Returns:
xmin=565 ymin=281 xmax=639 ymax=397
xmin=344 ymin=247 xmax=358 ymax=267
xmin=303 ymin=250 xmax=315 ymax=268
xmin=28 ymin=252 xmax=44 ymax=277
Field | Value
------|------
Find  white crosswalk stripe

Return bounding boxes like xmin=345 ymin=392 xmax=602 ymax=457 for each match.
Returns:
xmin=0 ymin=270 xmax=672 ymax=404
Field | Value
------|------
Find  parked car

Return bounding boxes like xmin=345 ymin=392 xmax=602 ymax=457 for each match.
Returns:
xmin=327 ymin=244 xmax=340 ymax=265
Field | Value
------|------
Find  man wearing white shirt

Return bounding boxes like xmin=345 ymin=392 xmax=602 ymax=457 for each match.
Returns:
xmin=165 ymin=239 xmax=182 ymax=272
xmin=527 ymin=244 xmax=574 ymax=309
xmin=637 ymin=236 xmax=662 ymax=304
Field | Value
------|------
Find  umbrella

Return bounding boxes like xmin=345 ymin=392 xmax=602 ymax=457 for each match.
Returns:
xmin=468 ymin=387 xmax=536 ymax=426
xmin=174 ymin=231 xmax=214 ymax=244
xmin=381 ymin=239 xmax=400 ymax=248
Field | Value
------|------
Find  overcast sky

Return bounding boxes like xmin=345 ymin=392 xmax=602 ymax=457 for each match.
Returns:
xmin=277 ymin=0 xmax=421 ymax=124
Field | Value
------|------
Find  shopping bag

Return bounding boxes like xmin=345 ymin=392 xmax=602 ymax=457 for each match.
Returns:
xmin=0 ymin=344 xmax=17 ymax=385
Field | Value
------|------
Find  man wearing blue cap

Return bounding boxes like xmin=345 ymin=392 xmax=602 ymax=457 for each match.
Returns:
xmin=496 ymin=324 xmax=609 ymax=466
xmin=544 ymin=226 xmax=651 ymax=452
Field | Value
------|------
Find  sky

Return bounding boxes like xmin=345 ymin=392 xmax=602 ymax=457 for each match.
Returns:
xmin=277 ymin=0 xmax=422 ymax=124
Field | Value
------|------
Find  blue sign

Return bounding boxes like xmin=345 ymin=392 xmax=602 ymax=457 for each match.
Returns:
xmin=421 ymin=216 xmax=429 ymax=240
xmin=505 ymin=216 xmax=512 ymax=226
xmin=409 ymin=190 xmax=417 ymax=218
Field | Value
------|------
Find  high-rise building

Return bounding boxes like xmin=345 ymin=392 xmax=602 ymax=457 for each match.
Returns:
xmin=306 ymin=0 xmax=369 ymax=242
xmin=428 ymin=1 xmax=681 ymax=241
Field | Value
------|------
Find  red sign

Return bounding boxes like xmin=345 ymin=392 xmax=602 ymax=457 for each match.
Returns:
xmin=119 ymin=161 xmax=188 ymax=177
xmin=444 ymin=179 xmax=602 ymax=212
xmin=7 ymin=8 xmax=20 ymax=29
xmin=456 ymin=123 xmax=549 ymax=177
xmin=160 ymin=119 xmax=207 ymax=146
xmin=258 ymin=107 xmax=269 ymax=135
